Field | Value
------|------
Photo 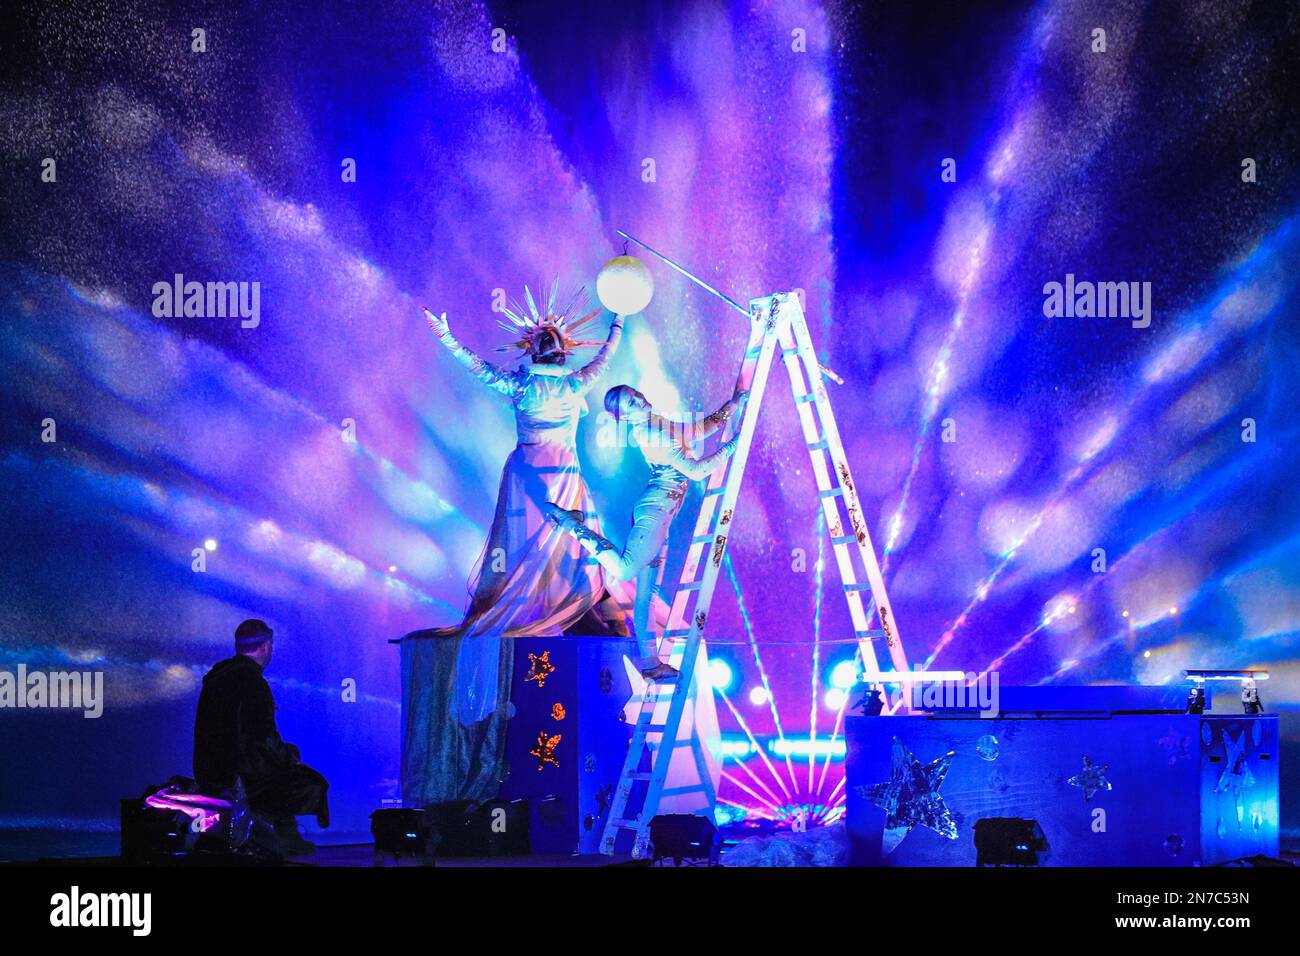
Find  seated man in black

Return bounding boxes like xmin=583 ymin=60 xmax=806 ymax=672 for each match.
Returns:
xmin=193 ymin=619 xmax=329 ymax=856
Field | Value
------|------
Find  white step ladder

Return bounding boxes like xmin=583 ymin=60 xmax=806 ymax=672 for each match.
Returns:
xmin=599 ymin=291 xmax=911 ymax=858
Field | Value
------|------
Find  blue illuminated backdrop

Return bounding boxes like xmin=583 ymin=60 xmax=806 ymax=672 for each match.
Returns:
xmin=1 ymin=0 xmax=1297 ymax=846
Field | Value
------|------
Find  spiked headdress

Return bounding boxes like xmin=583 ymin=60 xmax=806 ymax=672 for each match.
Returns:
xmin=495 ymin=278 xmax=604 ymax=361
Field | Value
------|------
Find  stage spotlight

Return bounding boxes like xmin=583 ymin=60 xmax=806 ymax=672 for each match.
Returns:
xmin=854 ymin=686 xmax=885 ymax=716
xmin=648 ymin=813 xmax=720 ymax=866
xmin=974 ymin=818 xmax=1050 ymax=866
xmin=203 ymin=538 xmax=218 ymax=551
xmin=1242 ymin=678 xmax=1263 ymax=715
xmin=830 ymin=660 xmax=857 ymax=689
xmin=370 ymin=808 xmax=436 ymax=862
xmin=1182 ymin=670 xmax=1270 ymax=715
xmin=748 ymin=685 xmax=770 ymax=706
xmin=708 ymin=658 xmax=734 ymax=692
xmin=824 ymin=688 xmax=848 ymax=710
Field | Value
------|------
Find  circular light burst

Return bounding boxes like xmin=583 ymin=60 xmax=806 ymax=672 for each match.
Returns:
xmin=708 ymin=657 xmax=734 ymax=691
xmin=830 ymin=660 xmax=857 ymax=689
xmin=748 ymin=685 xmax=770 ymax=705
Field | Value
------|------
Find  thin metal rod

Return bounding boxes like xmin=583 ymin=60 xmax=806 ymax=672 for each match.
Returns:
xmin=617 ymin=228 xmax=843 ymax=384
xmin=617 ymin=229 xmax=751 ymax=318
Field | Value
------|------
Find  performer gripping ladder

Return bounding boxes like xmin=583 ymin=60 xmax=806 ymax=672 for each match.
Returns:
xmin=545 ymin=383 xmax=748 ymax=679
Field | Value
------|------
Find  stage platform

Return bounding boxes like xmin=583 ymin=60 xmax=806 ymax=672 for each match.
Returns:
xmin=5 ymin=841 xmax=638 ymax=868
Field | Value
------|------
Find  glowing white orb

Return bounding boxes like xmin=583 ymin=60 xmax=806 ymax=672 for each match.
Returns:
xmin=824 ymin=688 xmax=849 ymax=711
xmin=204 ymin=538 xmax=218 ymax=552
xmin=707 ymin=658 xmax=734 ymax=691
xmin=830 ymin=660 xmax=858 ymax=689
xmin=596 ymin=254 xmax=654 ymax=315
xmin=748 ymin=686 xmax=770 ymax=706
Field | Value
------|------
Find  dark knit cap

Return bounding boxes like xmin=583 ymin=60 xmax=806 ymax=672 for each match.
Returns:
xmin=234 ymin=618 xmax=273 ymax=651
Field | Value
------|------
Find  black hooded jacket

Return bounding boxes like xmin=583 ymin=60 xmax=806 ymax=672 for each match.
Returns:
xmin=193 ymin=654 xmax=298 ymax=792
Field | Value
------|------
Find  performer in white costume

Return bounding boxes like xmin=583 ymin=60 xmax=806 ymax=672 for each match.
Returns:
xmin=404 ymin=285 xmax=649 ymax=804
xmin=545 ymin=384 xmax=748 ymax=679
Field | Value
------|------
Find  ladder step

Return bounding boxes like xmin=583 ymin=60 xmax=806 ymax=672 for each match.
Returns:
xmin=661 ymin=784 xmax=711 ymax=798
xmin=795 ymin=392 xmax=816 ymax=404
xmin=818 ymin=487 xmax=844 ymax=498
xmin=855 ymin=629 xmax=886 ymax=640
xmin=662 ymin=628 xmax=693 ymax=638
xmin=609 ymin=819 xmax=641 ymax=830
xmin=844 ymin=582 xmax=872 ymax=591
xmin=691 ymin=533 xmax=715 ymax=544
xmin=678 ymin=580 xmax=704 ymax=592
xmin=830 ymin=534 xmax=857 ymax=545
xmin=703 ymin=486 xmax=726 ymax=497
xmin=807 ymin=438 xmax=829 ymax=451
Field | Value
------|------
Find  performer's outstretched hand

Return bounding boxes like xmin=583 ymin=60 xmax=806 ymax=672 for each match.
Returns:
xmin=422 ymin=307 xmax=450 ymax=339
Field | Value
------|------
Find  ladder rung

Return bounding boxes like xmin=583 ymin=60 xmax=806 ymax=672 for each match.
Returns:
xmin=662 ymin=628 xmax=692 ymax=638
xmin=661 ymin=785 xmax=710 ymax=798
xmin=807 ymin=438 xmax=829 ymax=451
xmin=855 ymin=629 xmax=885 ymax=640
xmin=703 ymin=486 xmax=726 ymax=497
xmin=795 ymin=392 xmax=815 ymax=404
xmin=635 ymin=692 xmax=674 ymax=707
xmin=691 ymin=533 xmax=715 ymax=544
xmin=830 ymin=534 xmax=856 ymax=545
xmin=628 ymin=772 xmax=654 ymax=781
xmin=818 ymin=487 xmax=844 ymax=498
xmin=678 ymin=580 xmax=703 ymax=592
xmin=844 ymin=582 xmax=872 ymax=591
xmin=609 ymin=819 xmax=641 ymax=830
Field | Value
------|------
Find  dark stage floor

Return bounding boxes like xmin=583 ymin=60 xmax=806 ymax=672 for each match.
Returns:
xmin=0 ymin=830 xmax=635 ymax=867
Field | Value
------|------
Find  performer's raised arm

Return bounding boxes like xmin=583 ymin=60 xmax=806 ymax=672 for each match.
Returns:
xmin=423 ymin=308 xmax=520 ymax=398
xmin=572 ymin=315 xmax=625 ymax=392
xmin=668 ymin=433 xmax=741 ymax=481
xmin=668 ymin=388 xmax=749 ymax=442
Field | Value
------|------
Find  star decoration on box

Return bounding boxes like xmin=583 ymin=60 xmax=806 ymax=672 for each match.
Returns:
xmin=523 ymin=650 xmax=555 ymax=688
xmin=530 ymin=730 xmax=562 ymax=770
xmin=1214 ymin=729 xmax=1255 ymax=800
xmin=856 ymin=737 xmax=958 ymax=855
xmin=551 ymin=702 xmax=566 ymax=721
xmin=1068 ymin=755 xmax=1112 ymax=801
